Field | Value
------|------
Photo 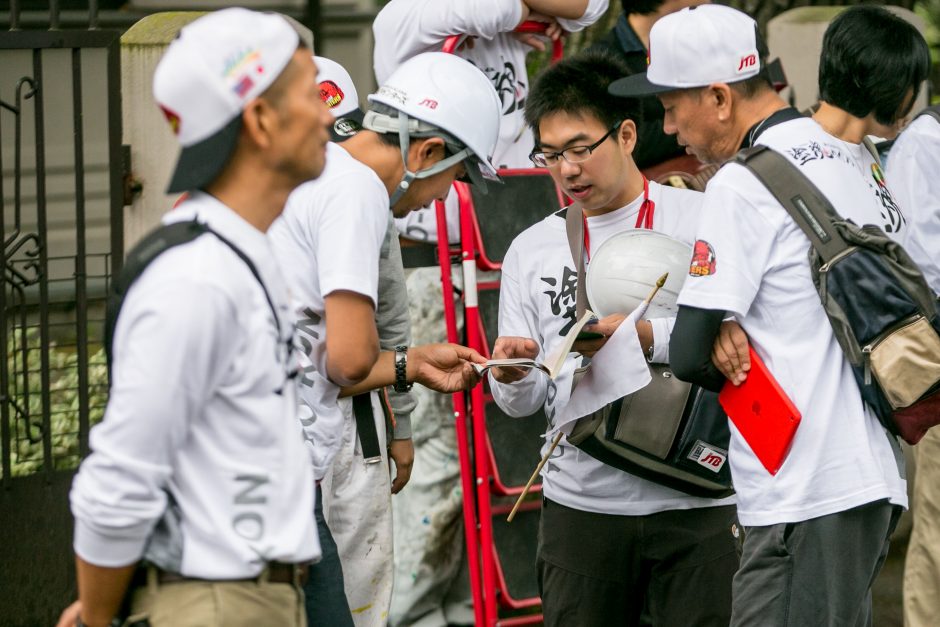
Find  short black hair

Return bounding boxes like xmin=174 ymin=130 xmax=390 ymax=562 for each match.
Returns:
xmin=819 ymin=6 xmax=930 ymax=125
xmin=620 ymin=0 xmax=665 ymax=16
xmin=525 ymin=50 xmax=643 ymax=146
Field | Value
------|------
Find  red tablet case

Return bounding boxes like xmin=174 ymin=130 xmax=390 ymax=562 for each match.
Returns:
xmin=718 ymin=346 xmax=802 ymax=475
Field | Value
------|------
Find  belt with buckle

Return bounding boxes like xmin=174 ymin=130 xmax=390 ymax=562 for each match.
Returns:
xmin=134 ymin=561 xmax=309 ymax=588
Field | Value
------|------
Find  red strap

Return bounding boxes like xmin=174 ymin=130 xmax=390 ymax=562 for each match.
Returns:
xmin=583 ymin=177 xmax=654 ymax=260
xmin=582 ymin=211 xmax=591 ymax=261
xmin=635 ymin=177 xmax=654 ymax=229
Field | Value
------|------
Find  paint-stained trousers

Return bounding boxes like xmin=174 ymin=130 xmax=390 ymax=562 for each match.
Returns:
xmin=322 ymin=393 xmax=394 ymax=627
xmin=390 ymin=267 xmax=473 ymax=627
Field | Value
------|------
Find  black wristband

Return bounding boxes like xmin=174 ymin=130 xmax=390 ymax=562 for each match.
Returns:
xmin=394 ymin=345 xmax=413 ymax=393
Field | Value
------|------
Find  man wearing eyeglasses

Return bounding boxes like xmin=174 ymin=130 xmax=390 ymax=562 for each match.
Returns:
xmin=486 ymin=51 xmax=739 ymax=626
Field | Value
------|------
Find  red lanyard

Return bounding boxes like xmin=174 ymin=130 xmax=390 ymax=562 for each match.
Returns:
xmin=582 ymin=177 xmax=654 ymax=261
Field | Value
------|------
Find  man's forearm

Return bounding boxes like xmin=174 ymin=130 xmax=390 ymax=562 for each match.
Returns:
xmin=524 ymin=0 xmax=588 ymax=20
xmin=669 ymin=306 xmax=728 ymax=392
xmin=76 ymin=556 xmax=137 ymax=627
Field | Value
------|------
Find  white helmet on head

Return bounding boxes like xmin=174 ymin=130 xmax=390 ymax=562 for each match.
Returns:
xmin=586 ymin=230 xmax=692 ymax=318
xmin=364 ymin=52 xmax=501 ymax=206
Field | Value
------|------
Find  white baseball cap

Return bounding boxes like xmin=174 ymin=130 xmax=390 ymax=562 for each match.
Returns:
xmin=610 ymin=5 xmax=762 ymax=97
xmin=153 ymin=8 xmax=300 ymax=193
xmin=314 ymin=55 xmax=364 ymax=141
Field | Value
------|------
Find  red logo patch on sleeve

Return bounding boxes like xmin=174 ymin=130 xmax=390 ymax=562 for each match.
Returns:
xmin=689 ymin=240 xmax=716 ymax=277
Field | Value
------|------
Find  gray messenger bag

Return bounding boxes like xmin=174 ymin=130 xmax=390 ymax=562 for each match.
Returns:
xmin=562 ymin=202 xmax=734 ymax=499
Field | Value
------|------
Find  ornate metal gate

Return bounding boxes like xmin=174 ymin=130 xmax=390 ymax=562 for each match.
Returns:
xmin=0 ymin=5 xmax=123 ymax=624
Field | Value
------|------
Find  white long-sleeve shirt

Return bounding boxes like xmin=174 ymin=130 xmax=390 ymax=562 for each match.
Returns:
xmin=489 ymin=182 xmax=735 ymax=515
xmin=70 ymin=193 xmax=319 ymax=577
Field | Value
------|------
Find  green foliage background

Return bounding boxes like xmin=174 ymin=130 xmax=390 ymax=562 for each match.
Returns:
xmin=4 ymin=329 xmax=108 ymax=478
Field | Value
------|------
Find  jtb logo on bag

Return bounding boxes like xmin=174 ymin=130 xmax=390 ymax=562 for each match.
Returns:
xmin=688 ymin=440 xmax=727 ymax=473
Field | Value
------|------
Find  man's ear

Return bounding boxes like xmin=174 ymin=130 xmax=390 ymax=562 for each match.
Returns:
xmin=242 ymin=98 xmax=277 ymax=149
xmin=618 ymin=119 xmax=638 ymax=156
xmin=710 ymin=84 xmax=734 ymax=122
xmin=407 ymin=137 xmax=447 ymax=170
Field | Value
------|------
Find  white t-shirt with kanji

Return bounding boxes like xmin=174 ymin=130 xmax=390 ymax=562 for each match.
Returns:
xmin=490 ymin=181 xmax=735 ymax=515
xmin=677 ymin=117 xmax=908 ymax=527
xmin=270 ymin=142 xmax=389 ymax=480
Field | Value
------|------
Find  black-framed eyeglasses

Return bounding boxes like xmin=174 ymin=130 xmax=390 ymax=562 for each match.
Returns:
xmin=529 ymin=120 xmax=623 ymax=168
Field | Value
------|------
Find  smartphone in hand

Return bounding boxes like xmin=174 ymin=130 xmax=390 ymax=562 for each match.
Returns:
xmin=575 ymin=316 xmax=603 ymax=341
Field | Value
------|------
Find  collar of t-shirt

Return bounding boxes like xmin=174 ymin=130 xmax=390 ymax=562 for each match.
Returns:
xmin=740 ymin=106 xmax=804 ymax=150
xmin=614 ymin=13 xmax=646 ymax=56
xmin=571 ymin=188 xmax=648 ymax=260
xmin=167 ymin=191 xmax=272 ymax=264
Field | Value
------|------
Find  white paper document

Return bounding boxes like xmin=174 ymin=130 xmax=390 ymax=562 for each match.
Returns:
xmin=551 ymin=307 xmax=652 ymax=436
xmin=473 ymin=310 xmax=599 ymax=379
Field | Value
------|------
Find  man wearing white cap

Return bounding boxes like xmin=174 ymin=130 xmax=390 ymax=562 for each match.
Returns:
xmin=56 ymin=11 xmax=485 ymax=627
xmin=57 ymin=8 xmax=331 ymax=627
xmin=269 ymin=51 xmax=501 ymax=627
xmin=315 ymin=55 xmax=366 ymax=142
xmin=612 ymin=5 xmax=907 ymax=625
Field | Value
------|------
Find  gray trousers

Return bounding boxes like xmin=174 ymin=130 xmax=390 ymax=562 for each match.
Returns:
xmin=731 ymin=499 xmax=901 ymax=627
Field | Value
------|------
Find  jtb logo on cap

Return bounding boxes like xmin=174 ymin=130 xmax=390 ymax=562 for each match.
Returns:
xmin=736 ymin=54 xmax=757 ymax=73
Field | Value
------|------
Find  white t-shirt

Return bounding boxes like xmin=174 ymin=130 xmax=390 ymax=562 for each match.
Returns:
xmin=490 ymin=182 xmax=735 ymax=515
xmin=677 ymin=117 xmax=908 ymax=527
xmin=71 ymin=192 xmax=318 ymax=577
xmin=375 ymin=0 xmax=609 ymax=243
xmin=888 ymin=113 xmax=940 ymax=294
xmin=270 ymin=142 xmax=389 ymax=480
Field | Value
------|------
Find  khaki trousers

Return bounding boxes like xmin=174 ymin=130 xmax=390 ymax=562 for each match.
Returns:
xmin=904 ymin=427 xmax=940 ymax=627
xmin=128 ymin=575 xmax=306 ymax=627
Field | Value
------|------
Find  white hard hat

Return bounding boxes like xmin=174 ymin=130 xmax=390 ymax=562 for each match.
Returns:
xmin=364 ymin=52 xmax=501 ymax=205
xmin=586 ymin=229 xmax=692 ymax=318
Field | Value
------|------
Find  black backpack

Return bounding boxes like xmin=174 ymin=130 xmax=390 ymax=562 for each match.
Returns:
xmin=735 ymin=145 xmax=940 ymax=445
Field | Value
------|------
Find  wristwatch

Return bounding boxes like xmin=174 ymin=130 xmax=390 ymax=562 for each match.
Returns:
xmin=646 ymin=338 xmax=655 ymax=363
xmin=394 ymin=345 xmax=413 ymax=393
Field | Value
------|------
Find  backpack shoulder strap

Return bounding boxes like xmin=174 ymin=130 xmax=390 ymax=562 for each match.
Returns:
xmin=733 ymin=145 xmax=850 ymax=263
xmin=861 ymin=136 xmax=881 ymax=164
xmin=106 ymin=219 xmax=282 ymax=372
xmin=917 ymin=104 xmax=940 ymax=124
xmin=563 ymin=201 xmax=588 ymax=319
xmin=106 ymin=220 xmax=209 ymax=368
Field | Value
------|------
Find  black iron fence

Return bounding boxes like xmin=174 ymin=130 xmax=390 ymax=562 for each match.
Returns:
xmin=1 ymin=4 xmax=124 ymax=623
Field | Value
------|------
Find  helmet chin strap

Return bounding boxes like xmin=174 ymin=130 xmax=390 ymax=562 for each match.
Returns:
xmin=379 ymin=110 xmax=473 ymax=209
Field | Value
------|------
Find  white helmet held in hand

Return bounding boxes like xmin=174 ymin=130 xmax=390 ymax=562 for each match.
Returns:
xmin=364 ymin=52 xmax=502 ymax=206
xmin=586 ymin=229 xmax=692 ymax=318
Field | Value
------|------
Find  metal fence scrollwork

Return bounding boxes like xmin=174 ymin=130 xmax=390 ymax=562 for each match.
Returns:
xmin=1 ymin=20 xmax=123 ymax=490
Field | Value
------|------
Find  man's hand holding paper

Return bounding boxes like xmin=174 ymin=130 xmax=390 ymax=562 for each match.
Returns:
xmin=551 ymin=298 xmax=655 ymax=435
xmin=489 ymin=336 xmax=541 ymax=383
